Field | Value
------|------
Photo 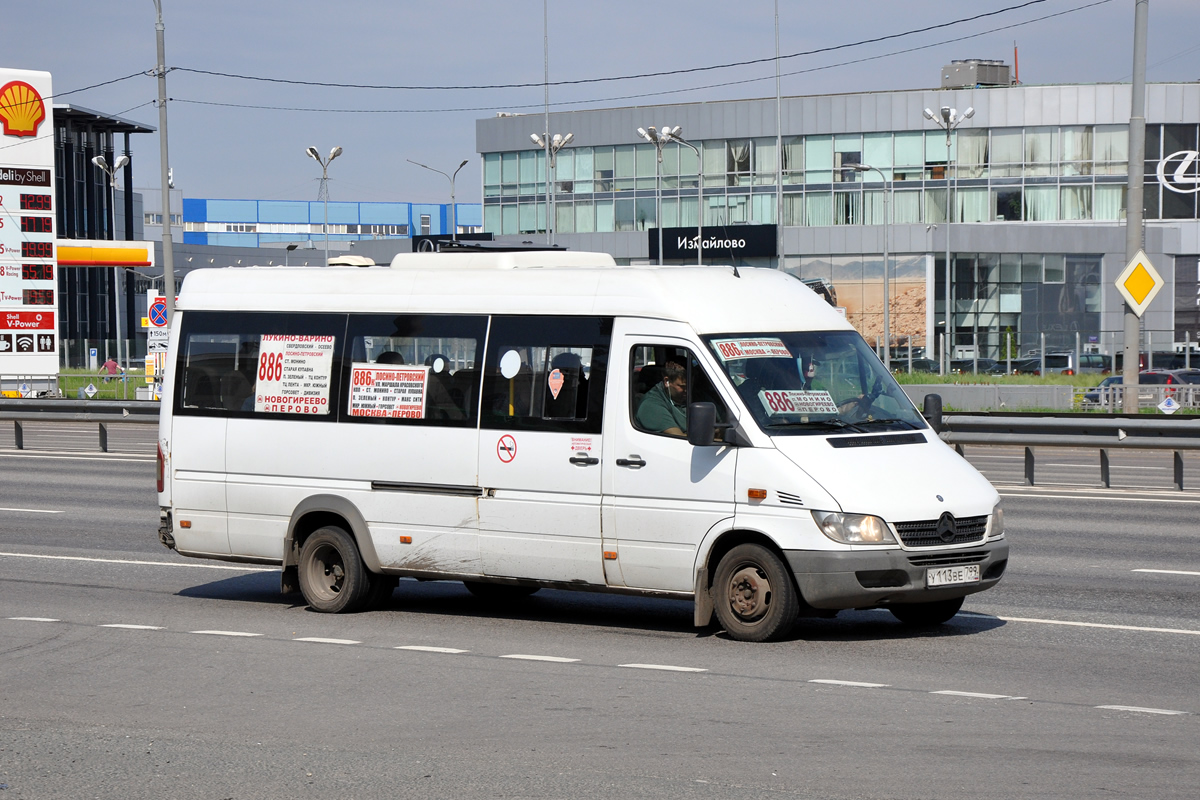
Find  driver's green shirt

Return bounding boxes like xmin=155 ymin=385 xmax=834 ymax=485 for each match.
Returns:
xmin=637 ymin=382 xmax=687 ymax=433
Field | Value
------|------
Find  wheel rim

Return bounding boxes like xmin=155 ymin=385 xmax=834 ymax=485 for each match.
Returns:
xmin=305 ymin=542 xmax=346 ymax=602
xmin=726 ymin=564 xmax=772 ymax=622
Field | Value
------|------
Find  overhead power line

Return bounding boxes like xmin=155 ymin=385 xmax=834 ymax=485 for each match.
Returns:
xmin=166 ymin=0 xmax=1112 ymax=117
xmin=173 ymin=0 xmax=1050 ymax=92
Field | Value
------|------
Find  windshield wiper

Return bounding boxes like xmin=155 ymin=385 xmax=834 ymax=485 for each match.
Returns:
xmin=763 ymin=418 xmax=866 ymax=433
xmin=852 ymin=417 xmax=922 ymax=430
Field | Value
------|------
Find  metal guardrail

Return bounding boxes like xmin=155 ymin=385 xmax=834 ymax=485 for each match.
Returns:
xmin=939 ymin=412 xmax=1200 ymax=489
xmin=0 ymin=399 xmax=159 ymax=453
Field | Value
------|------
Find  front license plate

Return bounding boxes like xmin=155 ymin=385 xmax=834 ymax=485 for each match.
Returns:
xmin=926 ymin=564 xmax=981 ymax=588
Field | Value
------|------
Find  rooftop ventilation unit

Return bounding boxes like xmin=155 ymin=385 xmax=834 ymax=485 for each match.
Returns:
xmin=941 ymin=59 xmax=1011 ymax=89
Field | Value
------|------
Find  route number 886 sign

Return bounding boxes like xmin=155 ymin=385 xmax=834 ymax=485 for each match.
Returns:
xmin=253 ymin=335 xmax=335 ymax=414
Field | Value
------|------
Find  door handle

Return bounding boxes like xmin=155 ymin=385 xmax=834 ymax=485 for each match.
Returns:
xmin=616 ymin=456 xmax=646 ymax=468
xmin=569 ymin=454 xmax=599 ymax=466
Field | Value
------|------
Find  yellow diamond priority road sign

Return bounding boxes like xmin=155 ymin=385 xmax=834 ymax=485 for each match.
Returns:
xmin=1115 ymin=250 xmax=1163 ymax=318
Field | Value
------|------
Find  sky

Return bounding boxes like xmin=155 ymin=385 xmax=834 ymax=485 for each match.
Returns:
xmin=6 ymin=0 xmax=1200 ymax=206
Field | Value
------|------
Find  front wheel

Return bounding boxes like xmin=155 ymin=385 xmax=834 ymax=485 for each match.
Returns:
xmin=711 ymin=544 xmax=800 ymax=642
xmin=298 ymin=525 xmax=371 ymax=613
xmin=888 ymin=596 xmax=964 ymax=626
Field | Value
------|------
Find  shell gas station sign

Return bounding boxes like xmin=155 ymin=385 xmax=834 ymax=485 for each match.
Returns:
xmin=0 ymin=68 xmax=56 ymax=376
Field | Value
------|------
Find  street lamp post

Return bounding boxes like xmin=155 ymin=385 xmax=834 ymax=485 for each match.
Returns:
xmin=408 ymin=159 xmax=470 ymax=242
xmin=923 ymin=105 xmax=973 ymax=374
xmin=151 ymin=0 xmax=176 ymax=322
xmin=636 ymin=125 xmax=679 ymax=265
xmin=845 ymin=163 xmax=891 ymax=364
xmin=306 ymin=145 xmax=342 ymax=265
xmin=530 ymin=132 xmax=573 ymax=245
xmin=662 ymin=127 xmax=702 ymax=266
xmin=92 ymin=154 xmax=130 ymax=379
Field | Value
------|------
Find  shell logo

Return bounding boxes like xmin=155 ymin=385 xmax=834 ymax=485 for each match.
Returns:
xmin=0 ymin=81 xmax=47 ymax=138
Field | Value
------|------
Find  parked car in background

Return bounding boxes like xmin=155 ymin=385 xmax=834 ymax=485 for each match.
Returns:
xmin=1013 ymin=352 xmax=1110 ymax=375
xmin=1169 ymin=369 xmax=1200 ymax=384
xmin=949 ymin=358 xmax=1006 ymax=375
xmin=1082 ymin=375 xmax=1123 ymax=404
xmin=890 ymin=357 xmax=940 ymax=374
xmin=1082 ymin=371 xmax=1187 ymax=405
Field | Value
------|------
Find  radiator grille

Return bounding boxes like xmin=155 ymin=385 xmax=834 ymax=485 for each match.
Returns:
xmin=907 ymin=550 xmax=989 ymax=567
xmin=894 ymin=515 xmax=988 ymax=548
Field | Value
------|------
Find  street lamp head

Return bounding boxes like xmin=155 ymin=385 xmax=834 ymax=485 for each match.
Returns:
xmin=91 ymin=155 xmax=108 ymax=171
xmin=843 ymin=162 xmax=867 ymax=171
xmin=305 ymin=146 xmax=320 ymax=161
xmin=329 ymin=146 xmax=343 ymax=161
xmin=923 ymin=108 xmax=935 ymax=121
xmin=457 ymin=159 xmax=469 ymax=169
xmin=530 ymin=133 xmax=545 ymax=147
xmin=560 ymin=132 xmax=574 ymax=146
xmin=941 ymin=106 xmax=953 ymax=123
xmin=113 ymin=155 xmax=130 ymax=171
xmin=962 ymin=107 xmax=975 ymax=120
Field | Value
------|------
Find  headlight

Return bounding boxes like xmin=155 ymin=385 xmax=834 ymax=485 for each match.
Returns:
xmin=812 ymin=511 xmax=896 ymax=545
xmin=990 ymin=503 xmax=1005 ymax=538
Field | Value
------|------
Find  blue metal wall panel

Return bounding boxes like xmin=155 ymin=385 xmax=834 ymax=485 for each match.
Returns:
xmin=205 ymin=200 xmax=259 ymax=221
xmin=207 ymin=233 xmax=260 ymax=247
xmin=182 ymin=198 xmax=207 ymax=222
xmin=258 ymin=201 xmax=309 ymax=223
xmin=182 ymin=231 xmax=208 ymax=245
xmin=456 ymin=204 xmax=483 ymax=226
xmin=411 ymin=204 xmax=442 ymax=234
xmin=359 ymin=202 xmax=410 ymax=224
xmin=309 ymin=202 xmax=359 ymax=224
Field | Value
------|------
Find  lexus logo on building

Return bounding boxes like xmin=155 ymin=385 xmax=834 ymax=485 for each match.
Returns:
xmin=936 ymin=512 xmax=958 ymax=543
xmin=1157 ymin=150 xmax=1200 ymax=194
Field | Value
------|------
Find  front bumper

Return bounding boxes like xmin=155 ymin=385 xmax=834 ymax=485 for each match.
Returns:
xmin=784 ymin=540 xmax=1008 ymax=609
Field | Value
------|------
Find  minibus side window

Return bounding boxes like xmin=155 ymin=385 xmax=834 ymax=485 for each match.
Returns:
xmin=341 ymin=314 xmax=487 ymax=427
xmin=480 ymin=316 xmax=611 ymax=434
xmin=174 ymin=310 xmax=346 ymax=420
xmin=630 ymin=345 xmax=727 ymax=438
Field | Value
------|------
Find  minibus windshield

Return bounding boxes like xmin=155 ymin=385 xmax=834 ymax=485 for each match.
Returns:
xmin=703 ymin=331 xmax=926 ymax=435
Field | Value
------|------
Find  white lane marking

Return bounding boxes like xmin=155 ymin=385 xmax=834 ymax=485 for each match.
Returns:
xmin=294 ymin=637 xmax=360 ymax=645
xmin=0 ymin=551 xmax=275 ymax=572
xmin=500 ymin=654 xmax=580 ymax=663
xmin=0 ymin=451 xmax=154 ymax=463
xmin=395 ymin=645 xmax=469 ymax=654
xmin=1133 ymin=568 xmax=1200 ymax=577
xmin=809 ymin=679 xmax=889 ymax=688
xmin=7 ymin=616 xmax=60 ymax=622
xmin=960 ymin=612 xmax=1200 ymax=636
xmin=618 ymin=663 xmax=708 ymax=673
xmin=0 ymin=507 xmax=64 ymax=514
xmin=100 ymin=624 xmax=164 ymax=630
xmin=931 ymin=690 xmax=1026 ymax=700
xmin=1095 ymin=705 xmax=1188 ymax=716
xmin=998 ymin=492 xmax=1200 ymax=505
xmin=190 ymin=630 xmax=262 ymax=637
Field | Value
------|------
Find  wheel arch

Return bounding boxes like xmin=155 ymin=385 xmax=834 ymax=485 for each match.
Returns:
xmin=284 ymin=495 xmax=382 ymax=574
xmin=692 ymin=525 xmax=796 ymax=627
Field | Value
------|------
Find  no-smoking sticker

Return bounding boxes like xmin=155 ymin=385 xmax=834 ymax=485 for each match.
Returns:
xmin=497 ymin=434 xmax=517 ymax=463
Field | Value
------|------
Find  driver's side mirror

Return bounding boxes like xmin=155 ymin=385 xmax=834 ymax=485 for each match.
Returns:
xmin=687 ymin=402 xmax=717 ymax=446
xmin=922 ymin=393 xmax=943 ymax=433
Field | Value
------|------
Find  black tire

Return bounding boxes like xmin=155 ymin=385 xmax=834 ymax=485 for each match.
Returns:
xmin=463 ymin=581 xmax=540 ymax=601
xmin=889 ymin=596 xmax=964 ymax=626
xmin=298 ymin=525 xmax=372 ymax=613
xmin=364 ymin=574 xmax=399 ymax=610
xmin=711 ymin=543 xmax=800 ymax=642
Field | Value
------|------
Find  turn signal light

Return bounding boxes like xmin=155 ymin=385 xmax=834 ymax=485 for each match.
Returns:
xmin=603 ymin=551 xmax=618 ymax=560
xmin=748 ymin=489 xmax=768 ymax=501
xmin=399 ymin=536 xmax=413 ymax=544
xmin=179 ymin=520 xmax=192 ymax=529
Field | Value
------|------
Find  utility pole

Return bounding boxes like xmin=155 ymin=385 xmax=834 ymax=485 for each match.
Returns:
xmin=152 ymin=0 xmax=176 ymax=320
xmin=1123 ymin=0 xmax=1149 ymax=413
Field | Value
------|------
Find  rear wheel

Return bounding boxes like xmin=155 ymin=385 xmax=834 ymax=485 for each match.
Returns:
xmin=463 ymin=581 xmax=540 ymax=601
xmin=889 ymin=596 xmax=964 ymax=626
xmin=298 ymin=525 xmax=371 ymax=613
xmin=712 ymin=544 xmax=799 ymax=642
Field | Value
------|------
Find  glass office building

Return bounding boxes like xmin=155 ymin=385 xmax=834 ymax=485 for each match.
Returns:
xmin=477 ymin=77 xmax=1200 ymax=361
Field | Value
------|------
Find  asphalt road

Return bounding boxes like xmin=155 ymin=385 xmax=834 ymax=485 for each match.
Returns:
xmin=1 ymin=436 xmax=1198 ymax=799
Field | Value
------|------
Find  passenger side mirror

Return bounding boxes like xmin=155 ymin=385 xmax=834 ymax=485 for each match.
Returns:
xmin=687 ymin=402 xmax=717 ymax=446
xmin=922 ymin=393 xmax=943 ymax=433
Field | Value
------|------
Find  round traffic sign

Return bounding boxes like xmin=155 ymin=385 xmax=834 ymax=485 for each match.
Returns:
xmin=149 ymin=301 xmax=168 ymax=327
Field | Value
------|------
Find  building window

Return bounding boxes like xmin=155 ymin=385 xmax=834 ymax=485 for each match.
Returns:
xmin=420 ymin=214 xmax=431 ymax=235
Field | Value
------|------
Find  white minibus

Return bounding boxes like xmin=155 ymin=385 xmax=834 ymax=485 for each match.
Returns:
xmin=157 ymin=251 xmax=1007 ymax=642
